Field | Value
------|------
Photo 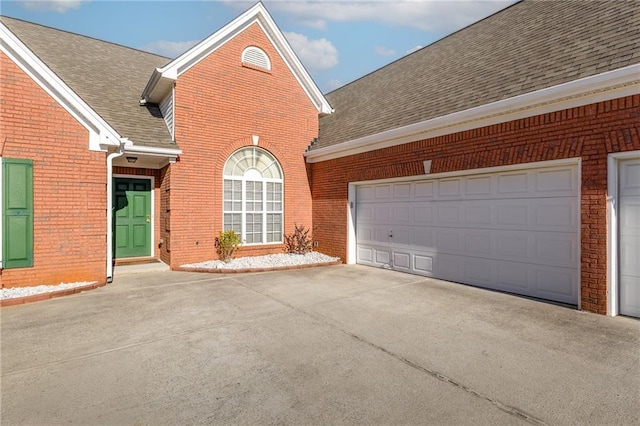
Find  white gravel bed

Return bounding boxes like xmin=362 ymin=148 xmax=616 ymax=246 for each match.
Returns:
xmin=1 ymin=281 xmax=97 ymax=300
xmin=182 ymin=252 xmax=340 ymax=270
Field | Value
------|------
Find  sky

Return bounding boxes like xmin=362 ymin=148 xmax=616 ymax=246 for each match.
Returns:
xmin=1 ymin=0 xmax=518 ymax=93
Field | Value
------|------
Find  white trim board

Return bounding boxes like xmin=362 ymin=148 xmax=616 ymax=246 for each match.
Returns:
xmin=306 ymin=64 xmax=640 ymax=163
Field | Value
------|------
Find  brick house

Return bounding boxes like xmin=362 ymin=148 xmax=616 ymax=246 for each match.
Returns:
xmin=1 ymin=1 xmax=639 ymax=317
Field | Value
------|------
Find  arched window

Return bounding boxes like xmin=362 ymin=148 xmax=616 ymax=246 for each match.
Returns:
xmin=223 ymin=147 xmax=283 ymax=244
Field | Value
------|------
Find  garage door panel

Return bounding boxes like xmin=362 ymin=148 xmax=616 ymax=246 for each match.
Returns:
xmin=392 ymin=226 xmax=411 ymax=245
xmin=620 ymin=161 xmax=640 ymax=196
xmin=375 ymin=185 xmax=391 ymax=199
xmin=465 ymin=175 xmax=493 ymax=196
xmin=535 ymin=167 xmax=577 ymax=194
xmin=392 ymin=203 xmax=411 ymax=223
xmin=437 ymin=178 xmax=462 ymax=198
xmin=619 ymin=199 xmax=640 ymax=234
xmin=356 ymin=225 xmax=373 ymax=243
xmin=464 ymin=204 xmax=493 ymax=226
xmin=356 ymin=164 xmax=579 ymax=305
xmin=435 ymin=229 xmax=461 ymax=253
xmin=498 ymin=172 xmax=530 ymax=195
xmin=535 ymin=267 xmax=577 ymax=303
xmin=357 ymin=205 xmax=374 ymax=222
xmin=462 ymin=257 xmax=494 ymax=285
xmin=375 ymin=249 xmax=391 ymax=265
xmin=393 ymin=250 xmax=411 ymax=271
xmin=413 ymin=253 xmax=434 ymax=274
xmin=437 ymin=204 xmax=462 ymax=224
xmin=414 ymin=181 xmax=435 ymax=198
xmin=497 ymin=263 xmax=530 ymax=290
xmin=535 ymin=234 xmax=577 ymax=265
xmin=497 ymin=202 xmax=530 ymax=227
xmin=535 ymin=201 xmax=577 ymax=230
xmin=413 ymin=228 xmax=435 ymax=248
xmin=619 ymin=159 xmax=640 ymax=318
xmin=620 ymin=276 xmax=640 ymax=318
xmin=357 ymin=246 xmax=374 ymax=263
xmin=413 ymin=204 xmax=435 ymax=224
xmin=357 ymin=186 xmax=375 ymax=201
xmin=496 ymin=232 xmax=530 ymax=260
xmin=374 ymin=205 xmax=391 ymax=222
xmin=393 ymin=183 xmax=412 ymax=199
xmin=620 ymin=235 xmax=640 ymax=276
xmin=463 ymin=231 xmax=493 ymax=257
xmin=434 ymin=254 xmax=462 ymax=282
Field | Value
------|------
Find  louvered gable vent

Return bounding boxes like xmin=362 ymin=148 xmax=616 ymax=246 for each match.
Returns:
xmin=242 ymin=46 xmax=271 ymax=71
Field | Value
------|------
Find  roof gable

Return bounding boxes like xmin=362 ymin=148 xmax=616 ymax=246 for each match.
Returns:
xmin=142 ymin=2 xmax=332 ymax=115
xmin=1 ymin=16 xmax=177 ymax=151
xmin=1 ymin=18 xmax=121 ymax=151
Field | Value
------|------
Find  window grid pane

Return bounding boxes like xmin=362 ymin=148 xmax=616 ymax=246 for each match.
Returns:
xmin=266 ymin=213 xmax=282 ymax=243
xmin=245 ymin=213 xmax=263 ymax=244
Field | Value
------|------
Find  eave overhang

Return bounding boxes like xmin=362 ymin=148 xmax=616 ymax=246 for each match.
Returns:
xmin=305 ymin=64 xmax=640 ymax=163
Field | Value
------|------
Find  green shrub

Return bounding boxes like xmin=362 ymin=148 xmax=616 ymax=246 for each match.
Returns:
xmin=215 ymin=230 xmax=241 ymax=262
xmin=284 ymin=224 xmax=313 ymax=254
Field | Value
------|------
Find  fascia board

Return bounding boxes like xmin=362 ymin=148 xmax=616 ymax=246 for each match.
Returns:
xmin=305 ymin=64 xmax=640 ymax=163
xmin=0 ymin=22 xmax=121 ymax=151
xmin=124 ymin=144 xmax=182 ymax=156
xmin=142 ymin=2 xmax=332 ymax=114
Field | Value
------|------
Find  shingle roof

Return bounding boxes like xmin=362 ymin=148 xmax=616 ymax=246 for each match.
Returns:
xmin=316 ymin=0 xmax=640 ymax=150
xmin=1 ymin=16 xmax=175 ymax=149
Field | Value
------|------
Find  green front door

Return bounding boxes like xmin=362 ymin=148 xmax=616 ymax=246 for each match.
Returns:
xmin=114 ymin=178 xmax=151 ymax=258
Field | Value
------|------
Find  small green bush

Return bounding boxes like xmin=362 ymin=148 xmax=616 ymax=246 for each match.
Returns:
xmin=215 ymin=230 xmax=241 ymax=262
xmin=284 ymin=224 xmax=313 ymax=254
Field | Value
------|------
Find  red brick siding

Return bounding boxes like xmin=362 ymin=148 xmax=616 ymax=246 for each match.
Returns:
xmin=311 ymin=94 xmax=640 ymax=314
xmin=169 ymin=23 xmax=318 ymax=267
xmin=0 ymin=53 xmax=106 ymax=287
xmin=112 ymin=166 xmax=162 ymax=259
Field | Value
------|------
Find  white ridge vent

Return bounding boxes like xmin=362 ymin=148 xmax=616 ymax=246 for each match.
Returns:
xmin=242 ymin=46 xmax=271 ymax=71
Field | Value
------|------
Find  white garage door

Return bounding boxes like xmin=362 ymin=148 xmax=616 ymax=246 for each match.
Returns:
xmin=619 ymin=159 xmax=640 ymax=317
xmin=356 ymin=164 xmax=580 ymax=305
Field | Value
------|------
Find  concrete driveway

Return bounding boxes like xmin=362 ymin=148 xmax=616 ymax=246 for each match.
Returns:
xmin=1 ymin=265 xmax=638 ymax=425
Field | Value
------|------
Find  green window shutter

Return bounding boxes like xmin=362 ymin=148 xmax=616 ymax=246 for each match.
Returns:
xmin=3 ymin=158 xmax=34 ymax=269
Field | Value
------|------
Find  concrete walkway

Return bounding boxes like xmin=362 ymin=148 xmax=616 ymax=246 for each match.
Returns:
xmin=1 ymin=265 xmax=638 ymax=425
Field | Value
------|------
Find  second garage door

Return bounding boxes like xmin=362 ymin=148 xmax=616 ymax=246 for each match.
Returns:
xmin=356 ymin=164 xmax=580 ymax=305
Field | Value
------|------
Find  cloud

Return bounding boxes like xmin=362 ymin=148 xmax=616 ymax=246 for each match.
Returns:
xmin=325 ymin=79 xmax=343 ymax=92
xmin=375 ymin=46 xmax=396 ymax=57
xmin=141 ymin=40 xmax=200 ymax=58
xmin=265 ymin=0 xmax=514 ymax=33
xmin=19 ymin=0 xmax=88 ymax=13
xmin=406 ymin=45 xmax=423 ymax=54
xmin=284 ymin=31 xmax=338 ymax=71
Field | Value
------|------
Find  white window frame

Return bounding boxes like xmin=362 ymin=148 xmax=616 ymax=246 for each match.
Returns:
xmin=223 ymin=148 xmax=283 ymax=245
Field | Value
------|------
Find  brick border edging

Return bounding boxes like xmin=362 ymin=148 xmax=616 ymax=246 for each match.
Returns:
xmin=0 ymin=281 xmax=106 ymax=307
xmin=176 ymin=260 xmax=342 ymax=274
